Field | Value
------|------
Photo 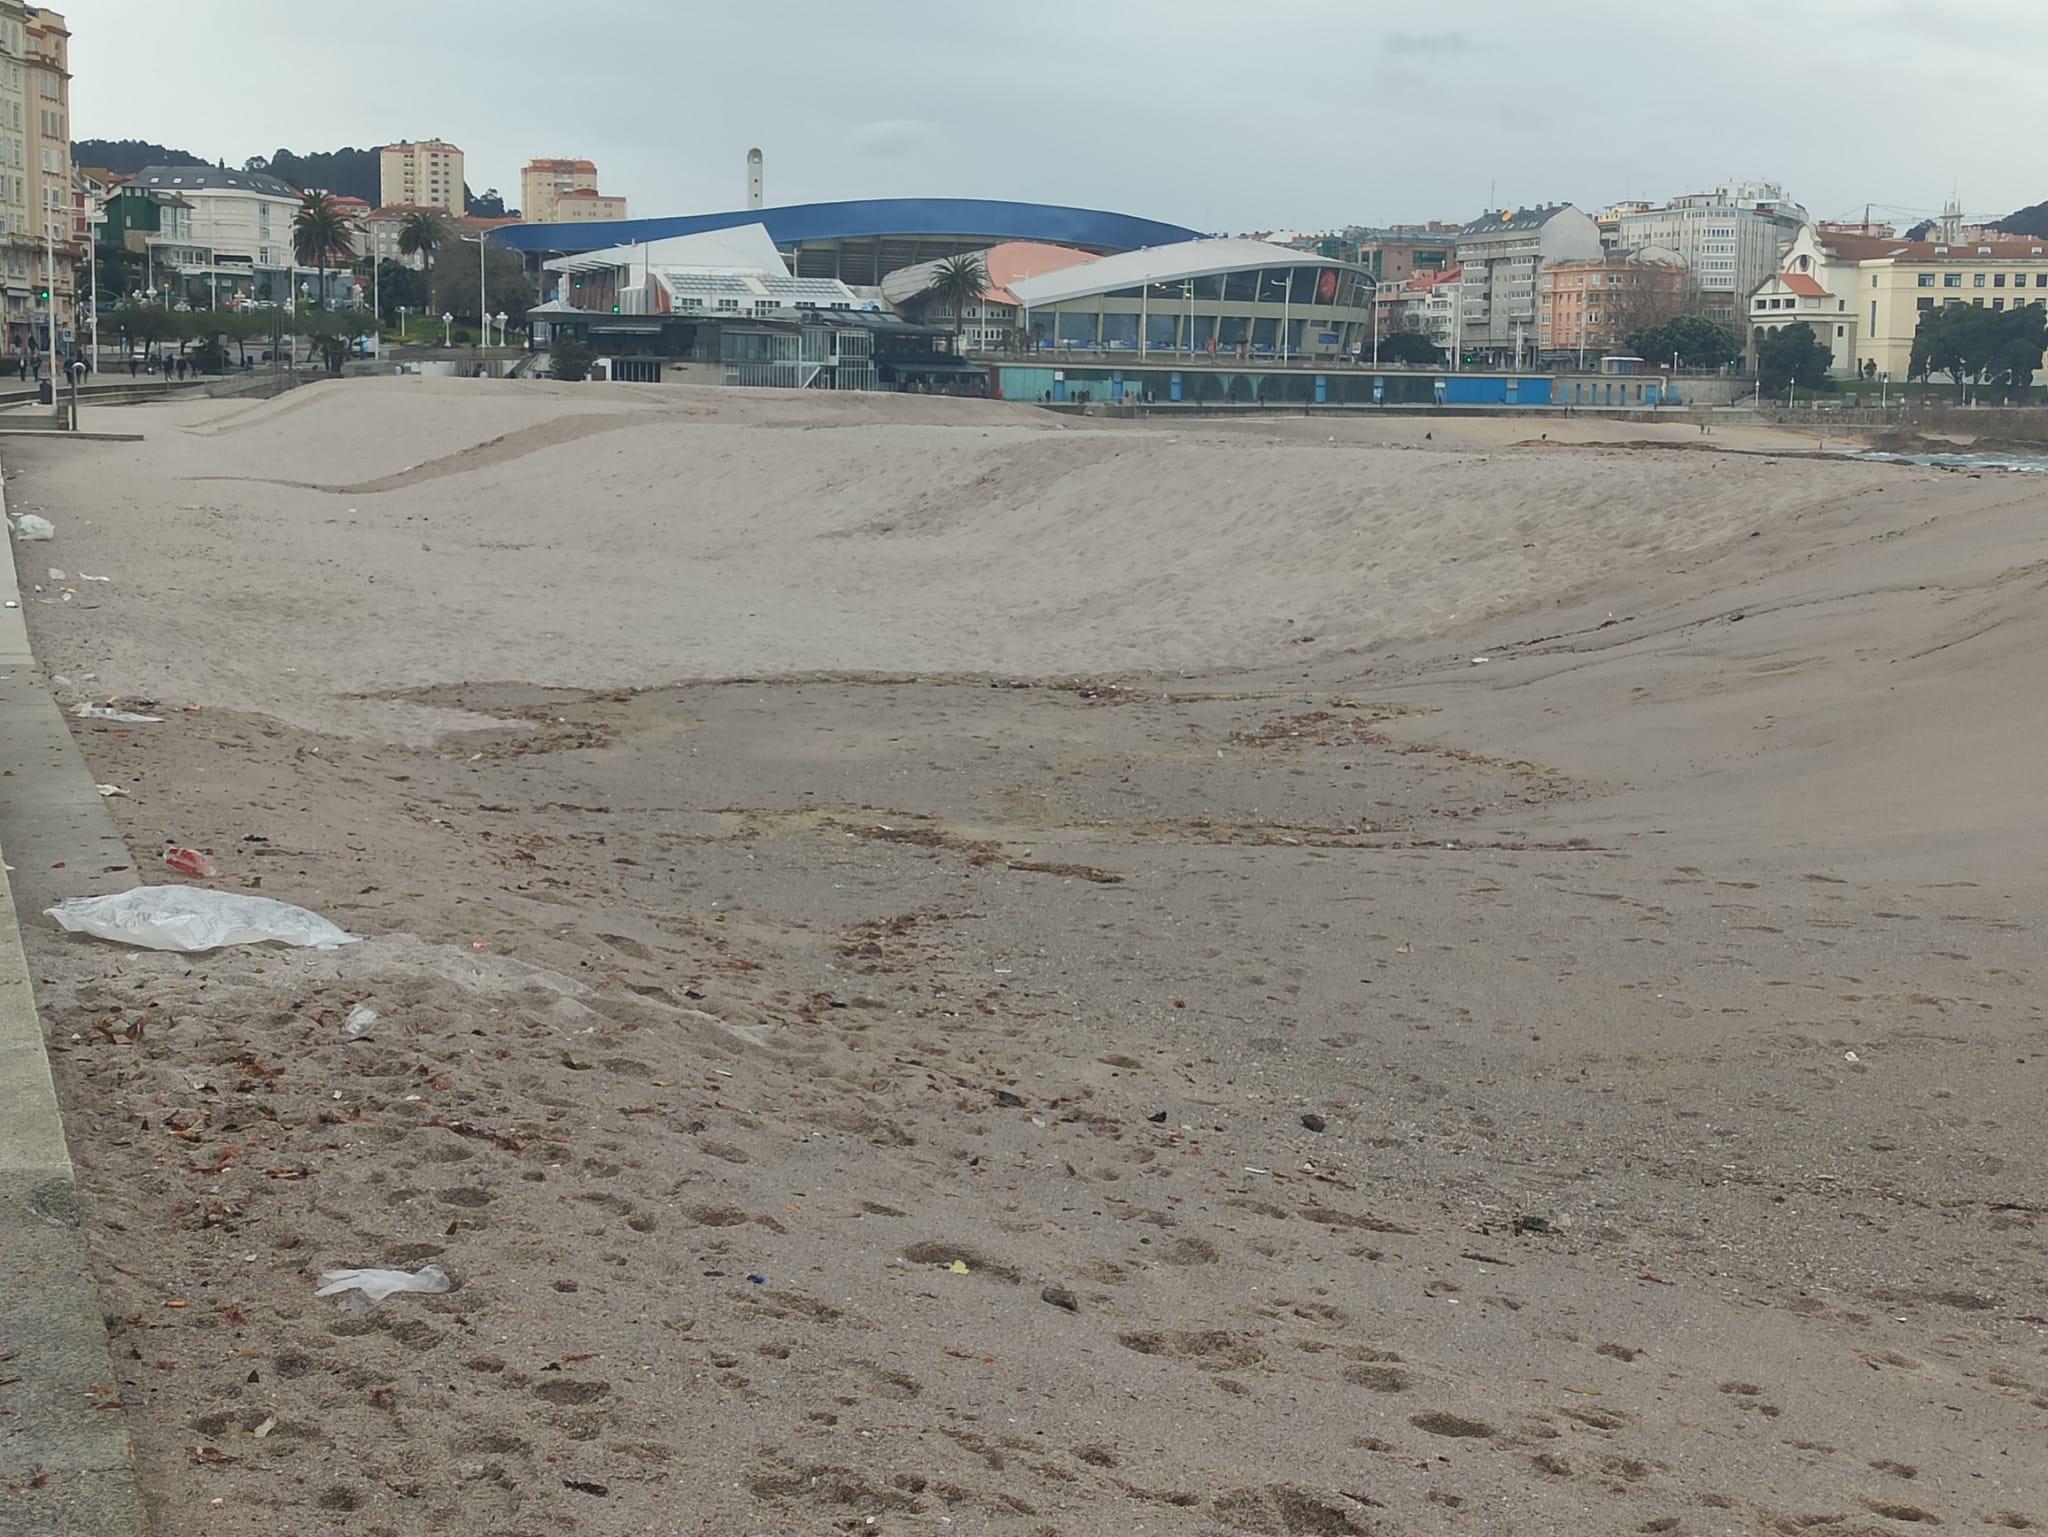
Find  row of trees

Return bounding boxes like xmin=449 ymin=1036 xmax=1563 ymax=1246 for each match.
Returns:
xmin=1758 ymin=306 xmax=2048 ymax=400
xmin=287 ymin=196 xmax=534 ymax=328
xmin=108 ymin=300 xmax=373 ymax=374
xmin=1908 ymin=303 xmax=2048 ymax=400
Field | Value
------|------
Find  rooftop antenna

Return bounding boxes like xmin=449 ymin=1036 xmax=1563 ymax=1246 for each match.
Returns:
xmin=747 ymin=148 xmax=764 ymax=211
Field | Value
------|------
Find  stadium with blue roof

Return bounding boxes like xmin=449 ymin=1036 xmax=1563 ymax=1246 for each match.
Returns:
xmin=493 ymin=197 xmax=1202 ymax=286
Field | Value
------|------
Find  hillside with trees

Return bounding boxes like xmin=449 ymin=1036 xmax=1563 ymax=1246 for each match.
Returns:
xmin=247 ymin=146 xmax=380 ymax=203
xmin=1992 ymin=201 xmax=2048 ymax=240
xmin=73 ymin=138 xmax=206 ymax=173
xmin=76 ymin=140 xmax=495 ymax=212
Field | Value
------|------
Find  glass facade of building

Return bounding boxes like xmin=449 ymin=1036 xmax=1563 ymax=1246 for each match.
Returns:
xmin=1018 ymin=262 xmax=1374 ymax=359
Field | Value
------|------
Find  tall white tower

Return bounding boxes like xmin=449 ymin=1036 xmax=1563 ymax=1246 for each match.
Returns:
xmin=747 ymin=148 xmax=764 ymax=210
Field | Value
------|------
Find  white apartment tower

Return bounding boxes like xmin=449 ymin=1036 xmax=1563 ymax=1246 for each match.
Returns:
xmin=1613 ymin=181 xmax=1807 ymax=326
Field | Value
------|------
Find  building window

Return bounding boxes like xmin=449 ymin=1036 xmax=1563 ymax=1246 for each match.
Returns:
xmin=1973 ymin=274 xmax=1986 ymax=286
xmin=1916 ymin=273 xmax=1934 ymax=287
xmin=1916 ymin=297 xmax=1933 ymax=311
xmin=1995 ymin=273 xmax=2007 ymax=287
xmin=1944 ymin=274 xmax=1961 ymax=287
xmin=1994 ymin=298 xmax=2006 ymax=310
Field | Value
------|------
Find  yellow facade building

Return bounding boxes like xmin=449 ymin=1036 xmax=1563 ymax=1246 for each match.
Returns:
xmin=1751 ymin=224 xmax=2048 ymax=380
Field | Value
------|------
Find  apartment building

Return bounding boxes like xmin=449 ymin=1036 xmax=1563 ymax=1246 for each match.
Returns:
xmin=1454 ymin=203 xmax=1602 ymax=362
xmin=1345 ymin=223 xmax=1458 ymax=284
xmin=547 ymin=188 xmax=628 ymax=223
xmin=129 ymin=164 xmax=303 ymax=301
xmin=23 ymin=5 xmax=67 ymax=338
xmin=1372 ymin=265 xmax=1462 ymax=350
xmin=379 ymin=139 xmax=465 ymax=214
xmin=1612 ymin=181 xmax=1805 ymax=327
xmin=1538 ymin=247 xmax=1688 ymax=358
xmin=520 ymin=158 xmax=628 ymax=224
xmin=1751 ymin=223 xmax=2048 ymax=380
xmin=0 ymin=3 xmax=29 ymax=350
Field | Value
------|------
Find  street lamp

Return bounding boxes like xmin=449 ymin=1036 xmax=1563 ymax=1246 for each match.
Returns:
xmin=398 ymin=305 xmax=407 ymax=341
xmin=442 ymin=310 xmax=453 ymax=346
xmin=494 ymin=310 xmax=507 ymax=349
xmin=86 ymin=203 xmax=104 ymax=371
xmin=460 ymin=232 xmax=490 ymax=349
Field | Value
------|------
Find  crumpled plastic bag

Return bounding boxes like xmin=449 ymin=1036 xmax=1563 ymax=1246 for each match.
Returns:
xmin=46 ymin=885 xmax=361 ymax=953
xmin=76 ymin=703 xmax=162 ymax=724
xmin=344 ymin=1002 xmax=378 ymax=1038
xmin=315 ymin=1265 xmax=451 ymax=1302
xmin=11 ymin=513 xmax=54 ymax=541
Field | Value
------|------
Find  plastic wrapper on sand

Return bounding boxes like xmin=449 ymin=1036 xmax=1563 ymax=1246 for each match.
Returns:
xmin=46 ymin=884 xmax=362 ymax=953
xmin=315 ymin=1265 xmax=451 ymax=1303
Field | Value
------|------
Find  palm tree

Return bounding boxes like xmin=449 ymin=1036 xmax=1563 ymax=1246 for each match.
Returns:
xmin=928 ymin=253 xmax=990 ymax=354
xmin=292 ymin=192 xmax=352 ymax=312
xmin=398 ymin=210 xmax=449 ymax=276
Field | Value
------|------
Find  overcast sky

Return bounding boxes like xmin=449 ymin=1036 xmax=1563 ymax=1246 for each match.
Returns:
xmin=71 ymin=0 xmax=2044 ymax=232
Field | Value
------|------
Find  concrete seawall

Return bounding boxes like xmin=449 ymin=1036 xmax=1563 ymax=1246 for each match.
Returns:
xmin=0 ymin=458 xmax=148 ymax=1535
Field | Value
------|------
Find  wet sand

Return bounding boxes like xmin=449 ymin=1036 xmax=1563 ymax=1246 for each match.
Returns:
xmin=7 ymin=379 xmax=2046 ymax=1536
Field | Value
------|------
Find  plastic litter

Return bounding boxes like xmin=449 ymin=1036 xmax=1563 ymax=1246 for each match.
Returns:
xmin=76 ymin=703 xmax=162 ymax=724
xmin=46 ymin=885 xmax=361 ymax=953
xmin=11 ymin=513 xmax=54 ymax=540
xmin=1843 ymin=1051 xmax=1860 ymax=1064
xmin=315 ymin=1265 xmax=451 ymax=1303
xmin=79 ymin=572 xmax=111 ymax=583
xmin=344 ymin=1002 xmax=378 ymax=1038
xmin=48 ymin=674 xmax=70 ymax=688
xmin=163 ymin=846 xmax=218 ymax=879
xmin=94 ymin=784 xmax=127 ymax=798
xmin=46 ymin=568 xmax=63 ymax=581
xmin=946 ymin=1260 xmax=971 ymax=1276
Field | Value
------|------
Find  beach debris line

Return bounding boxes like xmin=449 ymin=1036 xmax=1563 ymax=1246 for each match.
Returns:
xmin=314 ymin=1265 xmax=452 ymax=1303
xmin=47 ymin=885 xmax=361 ymax=952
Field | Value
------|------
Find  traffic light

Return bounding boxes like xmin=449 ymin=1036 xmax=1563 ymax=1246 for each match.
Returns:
xmin=37 ymin=286 xmax=48 ymax=304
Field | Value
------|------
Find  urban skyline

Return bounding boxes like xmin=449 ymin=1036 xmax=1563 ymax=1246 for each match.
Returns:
xmin=67 ymin=0 xmax=2048 ymax=236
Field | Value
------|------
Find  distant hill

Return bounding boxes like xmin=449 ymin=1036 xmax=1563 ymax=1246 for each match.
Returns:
xmin=73 ymin=138 xmax=206 ymax=174
xmin=74 ymin=138 xmax=491 ymax=212
xmin=247 ymin=146 xmax=378 ymax=203
xmin=1993 ymin=202 xmax=2048 ymax=239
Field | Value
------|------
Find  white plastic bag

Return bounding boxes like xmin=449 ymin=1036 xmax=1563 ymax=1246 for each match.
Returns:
xmin=76 ymin=704 xmax=162 ymax=724
xmin=344 ymin=1002 xmax=378 ymax=1038
xmin=315 ymin=1265 xmax=450 ymax=1302
xmin=46 ymin=885 xmax=361 ymax=953
xmin=11 ymin=514 xmax=53 ymax=541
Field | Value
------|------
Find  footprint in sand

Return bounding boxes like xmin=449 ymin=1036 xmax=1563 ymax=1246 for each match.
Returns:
xmin=1409 ymin=1411 xmax=1496 ymax=1439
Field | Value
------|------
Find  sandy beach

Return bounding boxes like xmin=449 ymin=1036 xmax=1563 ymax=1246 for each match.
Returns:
xmin=7 ymin=377 xmax=2046 ymax=1536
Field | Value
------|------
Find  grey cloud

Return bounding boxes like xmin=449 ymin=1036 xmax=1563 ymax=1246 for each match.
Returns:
xmin=847 ymin=119 xmax=934 ymax=158
xmin=1384 ymin=30 xmax=1472 ymax=55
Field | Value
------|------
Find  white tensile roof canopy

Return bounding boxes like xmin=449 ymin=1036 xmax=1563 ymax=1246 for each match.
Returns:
xmin=542 ymin=223 xmax=859 ymax=310
xmin=1007 ymin=238 xmax=1357 ymax=308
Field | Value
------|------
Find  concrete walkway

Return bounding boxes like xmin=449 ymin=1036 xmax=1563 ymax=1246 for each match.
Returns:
xmin=0 ymin=458 xmax=147 ymax=1535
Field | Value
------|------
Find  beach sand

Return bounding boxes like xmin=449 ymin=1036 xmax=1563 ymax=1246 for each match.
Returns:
xmin=7 ymin=378 xmax=2046 ymax=1535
